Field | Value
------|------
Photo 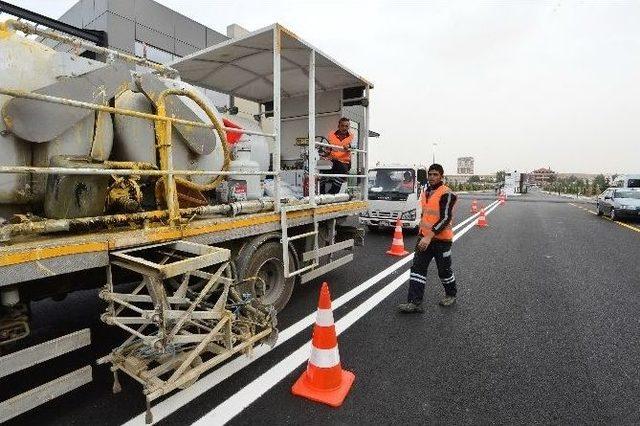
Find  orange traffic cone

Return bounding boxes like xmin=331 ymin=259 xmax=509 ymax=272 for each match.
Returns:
xmin=471 ymin=199 xmax=478 ymax=213
xmin=386 ymin=218 xmax=409 ymax=256
xmin=292 ymin=282 xmax=355 ymax=407
xmin=499 ymin=193 xmax=506 ymax=205
xmin=477 ymin=208 xmax=488 ymax=227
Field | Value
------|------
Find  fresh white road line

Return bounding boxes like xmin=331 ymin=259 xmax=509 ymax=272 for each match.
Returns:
xmin=123 ymin=199 xmax=499 ymax=425
xmin=193 ymin=200 xmax=501 ymax=425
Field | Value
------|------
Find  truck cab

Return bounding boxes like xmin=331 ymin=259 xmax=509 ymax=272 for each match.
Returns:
xmin=360 ymin=165 xmax=427 ymax=231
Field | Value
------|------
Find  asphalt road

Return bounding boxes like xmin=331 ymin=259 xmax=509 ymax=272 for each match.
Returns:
xmin=4 ymin=191 xmax=640 ymax=425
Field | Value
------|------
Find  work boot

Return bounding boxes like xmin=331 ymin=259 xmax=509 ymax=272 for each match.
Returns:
xmin=438 ymin=296 xmax=456 ymax=307
xmin=397 ymin=302 xmax=424 ymax=313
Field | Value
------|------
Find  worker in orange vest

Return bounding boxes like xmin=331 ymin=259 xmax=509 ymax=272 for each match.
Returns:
xmin=320 ymin=117 xmax=353 ymax=194
xmin=397 ymin=171 xmax=415 ymax=192
xmin=398 ymin=163 xmax=458 ymax=312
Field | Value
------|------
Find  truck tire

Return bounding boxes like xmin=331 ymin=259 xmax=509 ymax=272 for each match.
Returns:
xmin=236 ymin=241 xmax=296 ymax=312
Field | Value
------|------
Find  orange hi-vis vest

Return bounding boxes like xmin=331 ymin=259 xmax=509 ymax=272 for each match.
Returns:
xmin=327 ymin=132 xmax=353 ymax=164
xmin=419 ymin=184 xmax=454 ymax=241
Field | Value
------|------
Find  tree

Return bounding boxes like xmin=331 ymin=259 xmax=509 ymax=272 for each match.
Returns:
xmin=468 ymin=175 xmax=481 ymax=183
xmin=593 ymin=174 xmax=607 ymax=193
xmin=495 ymin=170 xmax=505 ymax=183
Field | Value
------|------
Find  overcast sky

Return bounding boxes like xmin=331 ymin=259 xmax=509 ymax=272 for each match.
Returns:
xmin=6 ymin=0 xmax=640 ymax=174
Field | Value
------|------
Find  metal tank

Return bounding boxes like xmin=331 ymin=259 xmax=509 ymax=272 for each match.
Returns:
xmin=0 ymin=27 xmax=116 ymax=210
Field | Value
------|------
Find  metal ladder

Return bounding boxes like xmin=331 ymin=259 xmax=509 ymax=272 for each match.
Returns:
xmin=280 ymin=204 xmax=319 ymax=278
xmin=280 ymin=204 xmax=356 ymax=283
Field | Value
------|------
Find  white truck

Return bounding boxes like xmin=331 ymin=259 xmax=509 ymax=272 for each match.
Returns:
xmin=359 ymin=164 xmax=428 ymax=232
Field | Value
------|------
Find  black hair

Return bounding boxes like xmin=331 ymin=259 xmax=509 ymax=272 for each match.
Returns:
xmin=338 ymin=117 xmax=350 ymax=124
xmin=428 ymin=163 xmax=444 ymax=175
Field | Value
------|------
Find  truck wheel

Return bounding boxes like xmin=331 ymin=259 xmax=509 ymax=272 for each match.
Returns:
xmin=236 ymin=241 xmax=295 ymax=312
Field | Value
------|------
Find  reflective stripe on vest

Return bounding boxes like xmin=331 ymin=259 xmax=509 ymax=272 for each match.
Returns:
xmin=419 ymin=185 xmax=454 ymax=240
xmin=327 ymin=132 xmax=353 ymax=164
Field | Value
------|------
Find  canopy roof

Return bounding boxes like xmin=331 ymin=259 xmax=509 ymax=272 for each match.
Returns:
xmin=170 ymin=24 xmax=372 ymax=104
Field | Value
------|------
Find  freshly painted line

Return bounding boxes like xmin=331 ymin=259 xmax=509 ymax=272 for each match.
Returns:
xmin=570 ymin=203 xmax=640 ymax=234
xmin=123 ymin=200 xmax=499 ymax=425
xmin=602 ymin=216 xmax=640 ymax=233
xmin=193 ymin=200 xmax=499 ymax=425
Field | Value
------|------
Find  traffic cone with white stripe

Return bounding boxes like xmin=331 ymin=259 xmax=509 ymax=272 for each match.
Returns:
xmin=471 ymin=199 xmax=478 ymax=213
xmin=477 ymin=208 xmax=488 ymax=227
xmin=499 ymin=193 xmax=506 ymax=205
xmin=386 ymin=218 xmax=409 ymax=256
xmin=291 ymin=282 xmax=355 ymax=407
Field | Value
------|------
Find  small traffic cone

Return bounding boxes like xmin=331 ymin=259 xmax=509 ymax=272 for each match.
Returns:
xmin=471 ymin=199 xmax=478 ymax=213
xmin=477 ymin=208 xmax=488 ymax=228
xmin=386 ymin=218 xmax=409 ymax=256
xmin=292 ymin=282 xmax=355 ymax=407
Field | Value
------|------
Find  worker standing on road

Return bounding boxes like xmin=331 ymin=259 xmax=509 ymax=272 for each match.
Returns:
xmin=398 ymin=164 xmax=458 ymax=312
xmin=321 ymin=117 xmax=353 ymax=194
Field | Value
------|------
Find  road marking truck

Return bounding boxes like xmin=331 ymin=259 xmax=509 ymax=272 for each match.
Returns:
xmin=0 ymin=7 xmax=372 ymax=422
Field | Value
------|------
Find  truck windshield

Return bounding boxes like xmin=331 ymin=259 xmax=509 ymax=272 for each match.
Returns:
xmin=627 ymin=179 xmax=640 ymax=188
xmin=368 ymin=169 xmax=415 ymax=194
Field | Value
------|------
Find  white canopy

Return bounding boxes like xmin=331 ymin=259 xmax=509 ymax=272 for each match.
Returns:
xmin=170 ymin=24 xmax=372 ymax=104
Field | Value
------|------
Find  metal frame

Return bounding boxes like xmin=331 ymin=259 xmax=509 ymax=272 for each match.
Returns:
xmin=98 ymin=242 xmax=276 ymax=423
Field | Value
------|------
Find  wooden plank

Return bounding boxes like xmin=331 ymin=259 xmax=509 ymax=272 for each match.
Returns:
xmin=0 ymin=366 xmax=92 ymax=423
xmin=0 ymin=329 xmax=91 ymax=379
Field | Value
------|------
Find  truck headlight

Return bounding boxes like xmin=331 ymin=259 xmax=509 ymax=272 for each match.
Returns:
xmin=401 ymin=210 xmax=416 ymax=220
xmin=620 ymin=205 xmax=631 ymax=210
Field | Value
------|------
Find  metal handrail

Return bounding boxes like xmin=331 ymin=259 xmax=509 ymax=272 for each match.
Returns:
xmin=0 ymin=88 xmax=276 ymax=138
xmin=0 ymin=166 xmax=277 ymax=177
xmin=314 ymin=141 xmax=366 ymax=153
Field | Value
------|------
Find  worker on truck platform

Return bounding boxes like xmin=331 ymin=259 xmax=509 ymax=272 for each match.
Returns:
xmin=321 ymin=117 xmax=353 ymax=194
xmin=398 ymin=163 xmax=458 ymax=312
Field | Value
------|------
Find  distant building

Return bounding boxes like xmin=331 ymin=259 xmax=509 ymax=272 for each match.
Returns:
xmin=446 ymin=174 xmax=494 ymax=184
xmin=457 ymin=157 xmax=474 ymax=175
xmin=529 ymin=167 xmax=556 ymax=185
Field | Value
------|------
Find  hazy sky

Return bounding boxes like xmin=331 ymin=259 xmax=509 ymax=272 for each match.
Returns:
xmin=5 ymin=0 xmax=640 ymax=174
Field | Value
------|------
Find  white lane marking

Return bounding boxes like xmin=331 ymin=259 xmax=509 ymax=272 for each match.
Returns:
xmin=197 ymin=271 xmax=411 ymax=426
xmin=194 ymin=200 xmax=500 ymax=425
xmin=123 ymin=200 xmax=499 ymax=425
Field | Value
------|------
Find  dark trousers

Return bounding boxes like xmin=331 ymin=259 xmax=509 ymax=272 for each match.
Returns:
xmin=407 ymin=239 xmax=457 ymax=304
xmin=321 ymin=160 xmax=350 ymax=194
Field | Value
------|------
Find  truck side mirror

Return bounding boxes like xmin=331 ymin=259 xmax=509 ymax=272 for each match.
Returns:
xmin=417 ymin=169 xmax=428 ymax=185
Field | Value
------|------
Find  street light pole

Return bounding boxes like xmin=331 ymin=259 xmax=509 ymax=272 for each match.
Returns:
xmin=432 ymin=142 xmax=438 ymax=164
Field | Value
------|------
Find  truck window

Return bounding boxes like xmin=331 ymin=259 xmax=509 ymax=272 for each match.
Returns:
xmin=368 ymin=169 xmax=415 ymax=193
xmin=627 ymin=179 xmax=640 ymax=188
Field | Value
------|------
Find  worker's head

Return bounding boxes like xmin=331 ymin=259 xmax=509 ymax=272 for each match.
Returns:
xmin=403 ymin=171 xmax=413 ymax=182
xmin=338 ymin=117 xmax=350 ymax=133
xmin=428 ymin=163 xmax=444 ymax=186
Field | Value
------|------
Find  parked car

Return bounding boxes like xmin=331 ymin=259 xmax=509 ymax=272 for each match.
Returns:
xmin=596 ymin=188 xmax=640 ymax=220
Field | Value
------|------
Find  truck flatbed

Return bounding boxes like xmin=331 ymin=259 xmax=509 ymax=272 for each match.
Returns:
xmin=0 ymin=200 xmax=366 ymax=286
